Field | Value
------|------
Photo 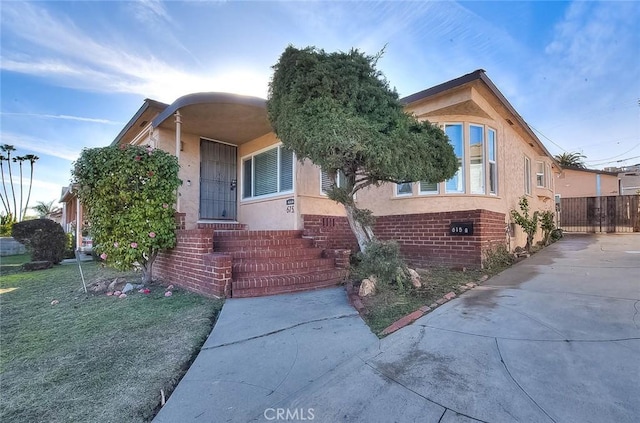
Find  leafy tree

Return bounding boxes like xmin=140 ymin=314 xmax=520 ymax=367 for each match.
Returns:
xmin=31 ymin=200 xmax=60 ymax=218
xmin=72 ymin=144 xmax=181 ymax=283
xmin=510 ymin=196 xmax=539 ymax=252
xmin=555 ymin=152 xmax=586 ymax=169
xmin=267 ymin=46 xmax=458 ymax=251
xmin=0 ymin=145 xmax=39 ymax=222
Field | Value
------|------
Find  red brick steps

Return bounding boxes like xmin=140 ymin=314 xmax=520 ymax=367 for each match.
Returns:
xmin=213 ymin=230 xmax=348 ymax=298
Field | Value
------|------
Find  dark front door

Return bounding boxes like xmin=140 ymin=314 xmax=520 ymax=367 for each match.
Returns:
xmin=200 ymin=139 xmax=237 ymax=220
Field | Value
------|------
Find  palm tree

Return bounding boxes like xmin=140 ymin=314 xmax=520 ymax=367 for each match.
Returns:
xmin=31 ymin=200 xmax=60 ymax=218
xmin=0 ymin=153 xmax=10 ymax=216
xmin=13 ymin=156 xmax=26 ymax=222
xmin=22 ymin=154 xmax=39 ymax=221
xmin=555 ymin=152 xmax=587 ymax=169
xmin=0 ymin=145 xmax=17 ymax=218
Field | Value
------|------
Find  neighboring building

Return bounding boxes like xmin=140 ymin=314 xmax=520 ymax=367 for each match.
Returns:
xmin=555 ymin=167 xmax=619 ymax=198
xmin=605 ymin=164 xmax=640 ymax=196
xmin=63 ymin=69 xmax=560 ymax=297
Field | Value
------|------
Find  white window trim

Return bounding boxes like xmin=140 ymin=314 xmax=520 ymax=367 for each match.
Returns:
xmin=320 ymin=168 xmax=345 ymax=195
xmin=419 ymin=181 xmax=439 ymax=195
xmin=241 ymin=143 xmax=294 ymax=201
xmin=444 ymin=123 xmax=465 ymax=194
xmin=469 ymin=124 xmax=485 ymax=195
xmin=524 ymin=156 xmax=532 ymax=195
xmin=488 ymin=127 xmax=497 ymax=195
xmin=395 ymin=182 xmax=414 ymax=197
xmin=536 ymin=160 xmax=546 ymax=188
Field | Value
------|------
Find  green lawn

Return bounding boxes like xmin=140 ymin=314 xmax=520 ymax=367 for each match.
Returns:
xmin=0 ymin=253 xmax=31 ymax=273
xmin=0 ymin=262 xmax=223 ymax=422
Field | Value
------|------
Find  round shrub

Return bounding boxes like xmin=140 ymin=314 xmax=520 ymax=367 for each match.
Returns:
xmin=11 ymin=218 xmax=67 ymax=264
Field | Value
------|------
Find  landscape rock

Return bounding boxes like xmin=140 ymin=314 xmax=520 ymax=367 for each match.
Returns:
xmin=407 ymin=268 xmax=422 ymax=288
xmin=89 ymin=280 xmax=108 ymax=293
xmin=359 ymin=278 xmax=376 ymax=297
xmin=107 ymin=278 xmax=128 ymax=292
xmin=122 ymin=283 xmax=134 ymax=294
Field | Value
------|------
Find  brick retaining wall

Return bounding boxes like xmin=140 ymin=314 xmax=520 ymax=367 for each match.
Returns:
xmin=303 ymin=209 xmax=506 ymax=268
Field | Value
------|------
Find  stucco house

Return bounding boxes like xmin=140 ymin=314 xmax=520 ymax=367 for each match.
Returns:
xmin=555 ymin=167 xmax=619 ymax=198
xmin=62 ymin=69 xmax=559 ymax=298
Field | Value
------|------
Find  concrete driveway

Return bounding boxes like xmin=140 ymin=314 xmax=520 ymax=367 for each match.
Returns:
xmin=155 ymin=234 xmax=640 ymax=423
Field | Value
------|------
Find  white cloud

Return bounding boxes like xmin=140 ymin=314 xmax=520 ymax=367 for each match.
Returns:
xmin=0 ymin=132 xmax=79 ymax=161
xmin=0 ymin=2 xmax=269 ymax=102
xmin=130 ymin=0 xmax=174 ymax=26
xmin=0 ymin=112 xmax=122 ymax=125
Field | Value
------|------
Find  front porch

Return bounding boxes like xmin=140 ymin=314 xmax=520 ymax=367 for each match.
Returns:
xmin=154 ymin=214 xmax=350 ymax=298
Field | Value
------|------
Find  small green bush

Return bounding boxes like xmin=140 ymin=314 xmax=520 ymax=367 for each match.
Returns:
xmin=550 ymin=228 xmax=563 ymax=242
xmin=483 ymin=243 xmax=514 ymax=272
xmin=1 ymin=213 xmax=15 ymax=236
xmin=63 ymin=232 xmax=76 ymax=259
xmin=540 ymin=210 xmax=556 ymax=246
xmin=11 ymin=218 xmax=67 ymax=264
xmin=353 ymin=240 xmax=409 ymax=290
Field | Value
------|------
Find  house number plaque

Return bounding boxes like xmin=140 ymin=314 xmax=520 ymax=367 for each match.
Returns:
xmin=449 ymin=222 xmax=474 ymax=236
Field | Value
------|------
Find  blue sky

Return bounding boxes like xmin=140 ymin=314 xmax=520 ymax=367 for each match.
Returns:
xmin=1 ymin=0 xmax=639 ymax=212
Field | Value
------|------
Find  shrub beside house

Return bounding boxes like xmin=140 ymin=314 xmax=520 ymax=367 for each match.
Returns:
xmin=61 ymin=69 xmax=560 ymax=298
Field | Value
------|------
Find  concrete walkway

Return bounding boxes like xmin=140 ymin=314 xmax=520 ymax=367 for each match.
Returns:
xmin=155 ymin=234 xmax=640 ymax=422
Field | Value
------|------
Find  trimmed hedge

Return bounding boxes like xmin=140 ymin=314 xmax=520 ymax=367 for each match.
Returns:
xmin=12 ymin=218 xmax=67 ymax=264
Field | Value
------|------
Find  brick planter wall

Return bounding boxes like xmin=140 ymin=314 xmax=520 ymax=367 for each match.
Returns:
xmin=303 ymin=209 xmax=506 ymax=269
xmin=155 ymin=228 xmax=231 ymax=298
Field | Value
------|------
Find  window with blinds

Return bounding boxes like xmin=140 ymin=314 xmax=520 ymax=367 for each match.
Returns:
xmin=242 ymin=145 xmax=294 ymax=199
xmin=320 ymin=169 xmax=346 ymax=194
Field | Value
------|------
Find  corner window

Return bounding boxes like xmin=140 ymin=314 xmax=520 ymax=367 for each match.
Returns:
xmin=488 ymin=128 xmax=497 ymax=194
xmin=242 ymin=145 xmax=294 ymax=199
xmin=524 ymin=156 xmax=531 ymax=195
xmin=445 ymin=124 xmax=465 ymax=193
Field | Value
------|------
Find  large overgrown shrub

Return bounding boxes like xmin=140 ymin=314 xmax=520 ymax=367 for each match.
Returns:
xmin=11 ymin=218 xmax=66 ymax=263
xmin=352 ymin=240 xmax=409 ymax=290
xmin=72 ymin=144 xmax=181 ymax=283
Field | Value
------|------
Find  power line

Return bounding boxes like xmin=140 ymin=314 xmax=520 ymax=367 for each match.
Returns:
xmin=585 ymin=143 xmax=640 ymax=164
xmin=591 ymin=155 xmax=640 ymax=167
xmin=529 ymin=125 xmax=568 ymax=152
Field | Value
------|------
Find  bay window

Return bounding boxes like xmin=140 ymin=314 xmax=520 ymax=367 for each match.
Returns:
xmin=445 ymin=124 xmax=465 ymax=193
xmin=469 ymin=125 xmax=485 ymax=194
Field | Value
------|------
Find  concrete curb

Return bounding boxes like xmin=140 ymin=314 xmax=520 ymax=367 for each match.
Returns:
xmin=345 ymin=274 xmax=490 ymax=337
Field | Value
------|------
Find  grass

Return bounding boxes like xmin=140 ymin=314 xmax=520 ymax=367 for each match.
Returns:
xmin=0 ymin=253 xmax=31 ymax=273
xmin=0 ymin=262 xmax=223 ymax=423
xmin=360 ymin=267 xmax=490 ymax=335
